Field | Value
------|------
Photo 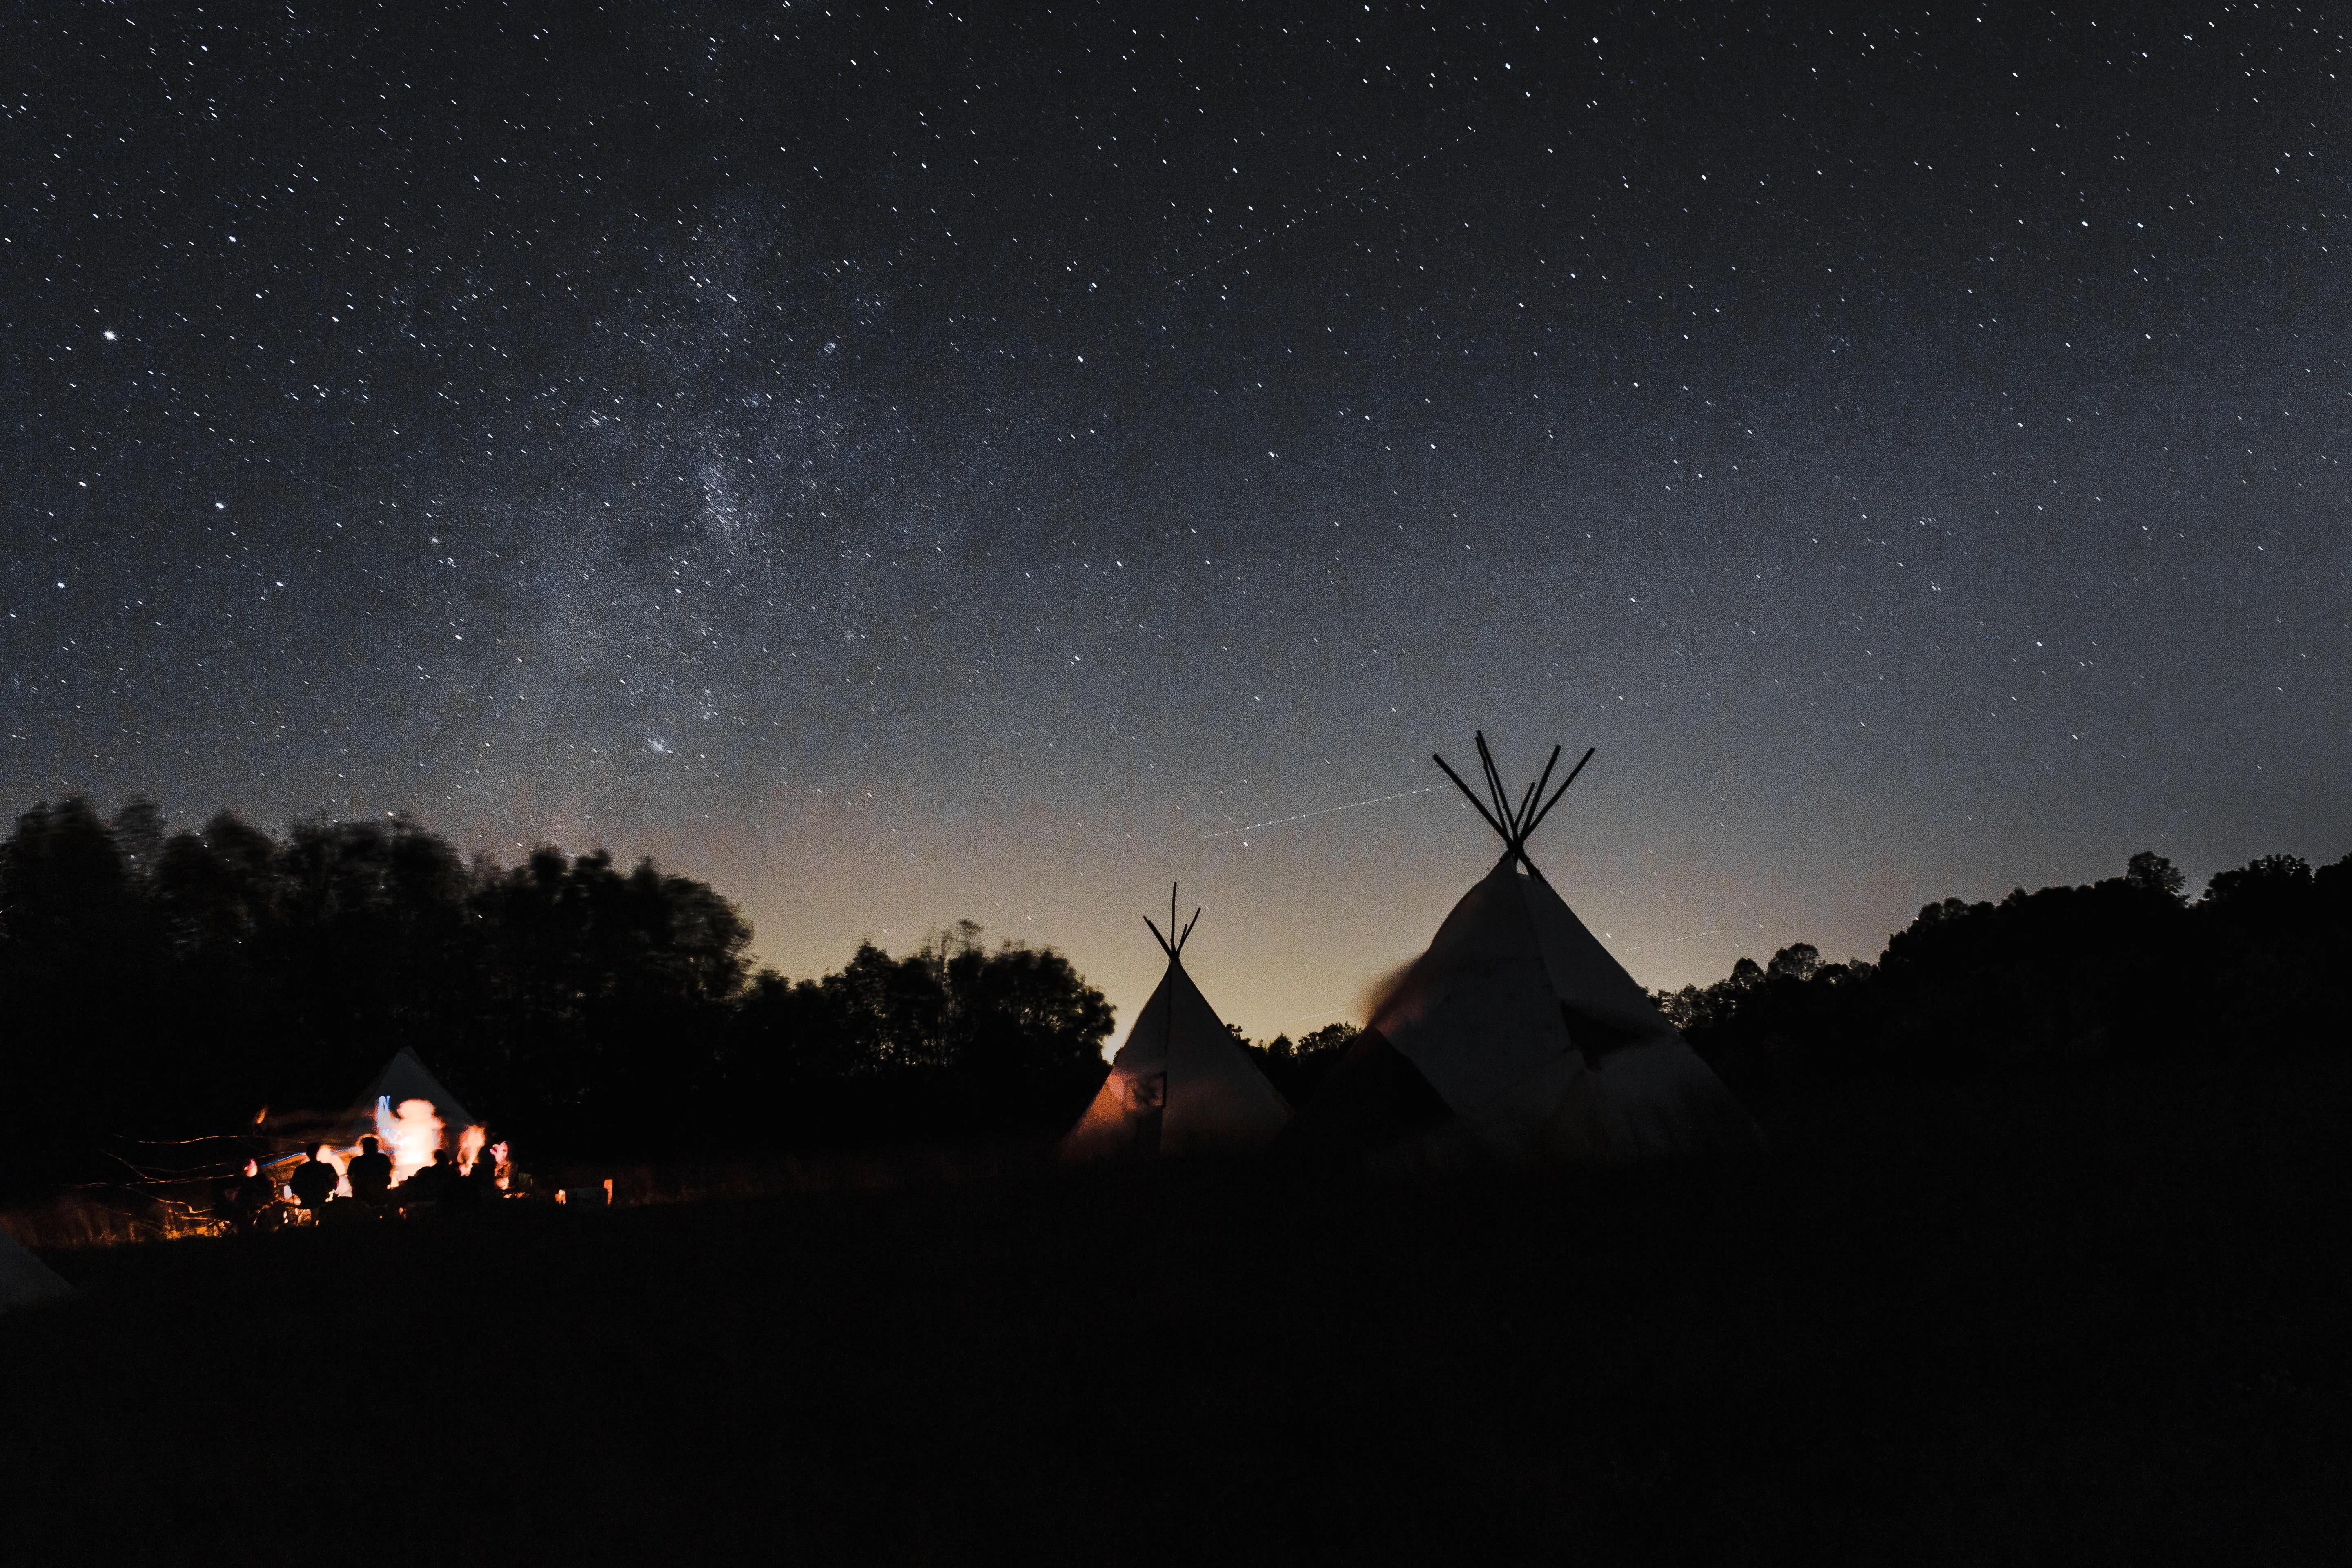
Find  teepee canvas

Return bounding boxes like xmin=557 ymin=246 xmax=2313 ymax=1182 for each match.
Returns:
xmin=1062 ymin=890 xmax=1292 ymax=1160
xmin=354 ymin=1047 xmax=475 ymax=1133
xmin=0 ymin=1227 xmax=76 ymax=1314
xmin=1293 ymin=735 xmax=1756 ymax=1165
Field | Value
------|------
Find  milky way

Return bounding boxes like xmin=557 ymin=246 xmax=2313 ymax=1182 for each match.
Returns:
xmin=7 ymin=2 xmax=2348 ymax=1035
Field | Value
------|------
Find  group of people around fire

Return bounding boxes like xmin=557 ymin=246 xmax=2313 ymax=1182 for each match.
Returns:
xmin=214 ymin=1136 xmax=504 ymax=1229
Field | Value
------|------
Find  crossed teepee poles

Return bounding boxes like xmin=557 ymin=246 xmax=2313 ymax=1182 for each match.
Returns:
xmin=1431 ymin=732 xmax=1595 ymax=870
xmin=1143 ymin=882 xmax=1201 ymax=962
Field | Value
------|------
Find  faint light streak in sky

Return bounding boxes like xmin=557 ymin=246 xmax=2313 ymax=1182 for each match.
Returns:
xmin=1619 ymin=929 xmax=1717 ymax=953
xmin=1203 ymin=785 xmax=1448 ymax=840
xmin=1619 ymin=898 xmax=1753 ymax=954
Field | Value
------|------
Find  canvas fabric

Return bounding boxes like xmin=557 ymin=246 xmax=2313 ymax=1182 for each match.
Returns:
xmin=0 ymin=1229 xmax=76 ymax=1313
xmin=1062 ymin=961 xmax=1290 ymax=1160
xmin=354 ymin=1047 xmax=476 ymax=1131
xmin=1517 ymin=865 xmax=1686 ymax=1051
xmin=1368 ymin=860 xmax=1576 ymax=1111
xmin=1371 ymin=855 xmax=1754 ymax=1161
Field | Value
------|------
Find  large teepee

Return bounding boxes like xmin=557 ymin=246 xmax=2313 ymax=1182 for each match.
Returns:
xmin=1292 ymin=735 xmax=1757 ymax=1165
xmin=1061 ymin=889 xmax=1292 ymax=1161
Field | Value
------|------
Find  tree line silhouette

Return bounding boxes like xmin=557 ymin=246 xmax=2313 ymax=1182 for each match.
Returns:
xmin=1659 ymin=849 xmax=2352 ymax=1094
xmin=0 ymin=798 xmax=1113 ymax=1204
xmin=3 ymin=796 xmax=2346 ymax=1205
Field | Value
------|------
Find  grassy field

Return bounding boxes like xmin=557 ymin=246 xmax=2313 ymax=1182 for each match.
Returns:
xmin=7 ymin=1056 xmax=2350 ymax=1565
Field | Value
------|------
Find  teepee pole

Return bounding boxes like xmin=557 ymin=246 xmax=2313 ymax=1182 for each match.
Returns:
xmin=1523 ymin=744 xmax=1563 ymax=828
xmin=1522 ymin=746 xmax=1595 ymax=840
xmin=1158 ymin=913 xmax=1180 ymax=1150
xmin=1166 ymin=884 xmax=1201 ymax=957
xmin=1436 ymin=734 xmax=1597 ymax=861
xmin=1512 ymin=743 xmax=1562 ymax=853
xmin=1433 ymin=752 xmax=1510 ymax=842
xmin=1473 ymin=732 xmax=1514 ymax=837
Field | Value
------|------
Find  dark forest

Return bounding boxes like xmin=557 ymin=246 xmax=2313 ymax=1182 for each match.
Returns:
xmin=0 ymin=797 xmax=1114 ymax=1203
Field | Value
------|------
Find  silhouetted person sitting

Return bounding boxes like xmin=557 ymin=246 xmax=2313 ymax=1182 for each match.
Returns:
xmin=347 ymin=1136 xmax=393 ymax=1208
xmin=439 ymin=1150 xmax=477 ymax=1210
xmin=287 ymin=1144 xmax=337 ymax=1218
xmin=466 ymin=1148 xmax=503 ymax=1204
xmin=214 ymin=1159 xmax=261 ymax=1231
xmin=436 ymin=1144 xmax=505 ymax=1209
xmin=236 ymin=1159 xmax=278 ymax=1231
xmin=401 ymin=1147 xmax=456 ymax=1207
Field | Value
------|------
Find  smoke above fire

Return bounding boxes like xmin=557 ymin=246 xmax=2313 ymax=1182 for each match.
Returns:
xmin=1357 ymin=956 xmax=1420 ymax=1032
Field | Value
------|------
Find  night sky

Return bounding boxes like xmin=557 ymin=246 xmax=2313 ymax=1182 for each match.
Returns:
xmin=7 ymin=2 xmax=2348 ymax=1039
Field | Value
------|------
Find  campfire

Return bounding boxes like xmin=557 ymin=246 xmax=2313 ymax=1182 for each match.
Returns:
xmin=122 ymin=1049 xmax=521 ymax=1238
xmin=6 ymin=1052 xmax=579 ymax=1249
xmin=270 ymin=1097 xmax=508 ymax=1201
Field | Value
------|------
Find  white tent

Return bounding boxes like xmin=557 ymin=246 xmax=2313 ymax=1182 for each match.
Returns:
xmin=340 ymin=1047 xmax=485 ymax=1187
xmin=1299 ymin=735 xmax=1757 ymax=1164
xmin=1062 ymin=890 xmax=1293 ymax=1161
xmin=0 ymin=1227 xmax=76 ymax=1314
xmin=354 ymin=1047 xmax=475 ymax=1132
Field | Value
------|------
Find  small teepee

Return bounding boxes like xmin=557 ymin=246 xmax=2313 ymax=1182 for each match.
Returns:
xmin=353 ymin=1047 xmax=475 ymax=1133
xmin=0 ymin=1227 xmax=76 ymax=1314
xmin=1291 ymin=735 xmax=1757 ymax=1165
xmin=1061 ymin=888 xmax=1292 ymax=1160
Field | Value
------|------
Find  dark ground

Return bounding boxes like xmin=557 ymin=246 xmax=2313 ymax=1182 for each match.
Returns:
xmin=7 ymin=1059 xmax=2351 ymax=1566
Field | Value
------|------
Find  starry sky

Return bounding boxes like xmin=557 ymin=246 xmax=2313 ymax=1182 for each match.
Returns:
xmin=7 ymin=1 xmax=2348 ymax=1040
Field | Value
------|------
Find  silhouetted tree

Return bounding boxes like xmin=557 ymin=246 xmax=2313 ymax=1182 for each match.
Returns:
xmin=1244 ymin=1021 xmax=1359 ymax=1106
xmin=2126 ymin=851 xmax=2186 ymax=901
xmin=1672 ymin=846 xmax=2352 ymax=1092
xmin=943 ymin=939 xmax=1117 ymax=1126
xmin=0 ymin=802 xmax=773 ymax=1195
xmin=0 ymin=799 xmax=169 ymax=1192
xmin=718 ymin=924 xmax=1113 ymax=1143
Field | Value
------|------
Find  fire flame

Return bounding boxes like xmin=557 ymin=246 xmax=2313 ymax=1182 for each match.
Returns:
xmin=457 ymin=1123 xmax=487 ymax=1176
xmin=316 ymin=1144 xmax=353 ymax=1198
xmin=375 ymin=1096 xmax=444 ymax=1186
